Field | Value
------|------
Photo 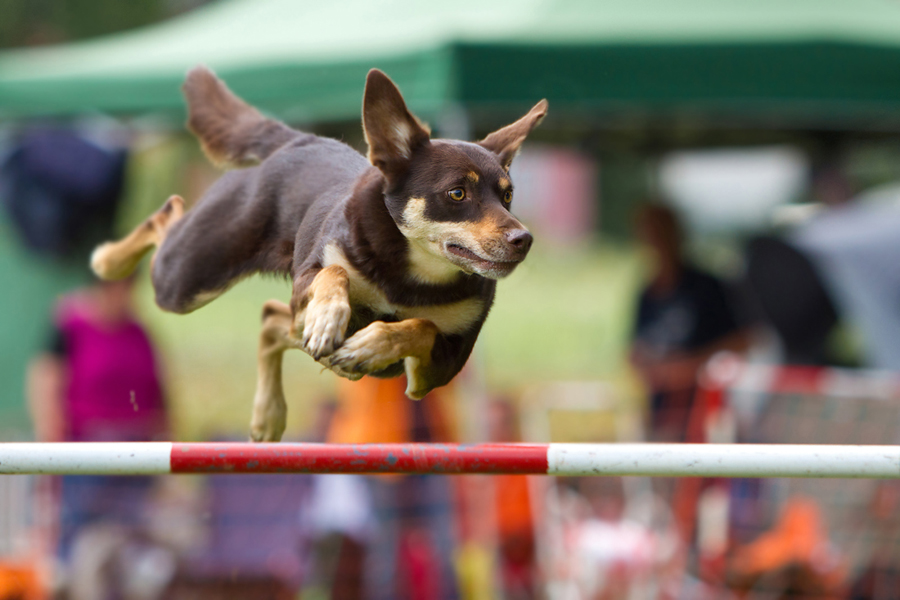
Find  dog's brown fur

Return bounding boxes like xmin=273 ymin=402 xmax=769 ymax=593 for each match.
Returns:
xmin=92 ymin=66 xmax=546 ymax=441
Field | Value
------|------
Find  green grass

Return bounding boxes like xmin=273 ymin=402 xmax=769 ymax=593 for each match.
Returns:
xmin=479 ymin=244 xmax=643 ymax=388
xmin=136 ymin=243 xmax=645 ymax=440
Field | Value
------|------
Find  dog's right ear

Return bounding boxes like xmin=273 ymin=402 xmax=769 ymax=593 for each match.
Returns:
xmin=363 ymin=69 xmax=430 ymax=177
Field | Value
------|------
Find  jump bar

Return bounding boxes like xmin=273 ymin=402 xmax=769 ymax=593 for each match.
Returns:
xmin=0 ymin=443 xmax=898 ymax=478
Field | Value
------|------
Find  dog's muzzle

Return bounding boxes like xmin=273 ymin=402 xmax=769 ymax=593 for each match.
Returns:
xmin=445 ymin=227 xmax=533 ymax=279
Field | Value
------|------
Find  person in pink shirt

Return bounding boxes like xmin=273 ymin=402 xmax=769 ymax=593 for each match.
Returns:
xmin=27 ymin=276 xmax=169 ymax=566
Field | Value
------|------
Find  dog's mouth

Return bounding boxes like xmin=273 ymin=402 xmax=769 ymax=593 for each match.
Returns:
xmin=446 ymin=243 xmax=522 ymax=278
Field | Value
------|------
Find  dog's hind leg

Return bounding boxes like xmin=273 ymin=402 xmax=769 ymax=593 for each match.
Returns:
xmin=251 ymin=295 xmax=363 ymax=441
xmin=90 ymin=195 xmax=185 ymax=281
xmin=250 ymin=299 xmax=299 ymax=442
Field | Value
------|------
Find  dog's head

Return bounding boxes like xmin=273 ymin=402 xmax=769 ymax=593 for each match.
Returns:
xmin=362 ymin=69 xmax=547 ymax=282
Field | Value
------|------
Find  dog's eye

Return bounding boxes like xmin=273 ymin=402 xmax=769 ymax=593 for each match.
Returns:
xmin=503 ymin=190 xmax=513 ymax=204
xmin=447 ymin=188 xmax=466 ymax=201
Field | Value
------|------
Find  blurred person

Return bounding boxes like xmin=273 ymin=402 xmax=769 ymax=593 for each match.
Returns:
xmin=846 ymin=481 xmax=900 ymax=600
xmin=303 ymin=473 xmax=372 ymax=600
xmin=744 ymin=235 xmax=840 ymax=366
xmin=0 ymin=128 xmax=126 ymax=259
xmin=487 ymin=399 xmax=537 ymax=600
xmin=328 ymin=377 xmax=460 ymax=600
xmin=630 ymin=203 xmax=750 ymax=441
xmin=553 ymin=477 xmax=683 ymax=600
xmin=26 ymin=276 xmax=172 ymax=599
xmin=727 ymin=497 xmax=847 ymax=599
xmin=744 ymin=158 xmax=849 ymax=368
xmin=301 ymin=400 xmax=372 ymax=600
xmin=28 ymin=276 xmax=168 ymax=444
xmin=788 ymin=160 xmax=900 ymax=371
xmin=751 ymin=155 xmax=900 ymax=371
xmin=0 ymin=563 xmax=42 ymax=600
xmin=808 ymin=157 xmax=853 ymax=209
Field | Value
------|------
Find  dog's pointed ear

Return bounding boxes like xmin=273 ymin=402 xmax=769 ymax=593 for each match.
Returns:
xmin=478 ymin=99 xmax=548 ymax=170
xmin=363 ymin=69 xmax=431 ymax=176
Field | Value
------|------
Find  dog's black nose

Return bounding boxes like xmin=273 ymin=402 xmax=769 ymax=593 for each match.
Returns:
xmin=505 ymin=229 xmax=533 ymax=253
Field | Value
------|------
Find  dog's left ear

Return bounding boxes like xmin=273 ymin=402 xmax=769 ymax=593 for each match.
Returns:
xmin=363 ymin=69 xmax=431 ymax=176
xmin=478 ymin=99 xmax=548 ymax=170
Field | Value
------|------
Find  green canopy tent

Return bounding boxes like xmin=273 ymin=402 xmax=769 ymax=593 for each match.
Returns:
xmin=3 ymin=0 xmax=900 ymax=131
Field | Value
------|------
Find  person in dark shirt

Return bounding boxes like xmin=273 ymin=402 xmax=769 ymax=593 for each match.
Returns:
xmin=630 ymin=204 xmax=750 ymax=441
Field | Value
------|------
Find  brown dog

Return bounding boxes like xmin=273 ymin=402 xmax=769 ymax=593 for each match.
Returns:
xmin=91 ymin=66 xmax=546 ymax=441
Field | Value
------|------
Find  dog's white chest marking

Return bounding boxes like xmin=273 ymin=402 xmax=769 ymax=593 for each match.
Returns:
xmin=322 ymin=242 xmax=483 ymax=335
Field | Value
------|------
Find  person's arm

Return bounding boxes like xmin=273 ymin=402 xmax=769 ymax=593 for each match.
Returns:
xmin=648 ymin=328 xmax=752 ymax=391
xmin=635 ymin=274 xmax=754 ymax=392
xmin=26 ymin=353 xmax=67 ymax=442
xmin=652 ymin=272 xmax=755 ymax=391
xmin=630 ymin=341 xmax=667 ymax=389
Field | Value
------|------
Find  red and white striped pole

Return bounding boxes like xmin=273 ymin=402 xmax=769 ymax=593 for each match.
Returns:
xmin=1 ymin=443 xmax=899 ymax=478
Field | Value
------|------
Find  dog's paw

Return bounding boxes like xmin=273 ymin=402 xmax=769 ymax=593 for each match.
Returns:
xmin=318 ymin=355 xmax=365 ymax=381
xmin=327 ymin=322 xmax=403 ymax=375
xmin=249 ymin=396 xmax=287 ymax=443
xmin=300 ymin=296 xmax=351 ymax=360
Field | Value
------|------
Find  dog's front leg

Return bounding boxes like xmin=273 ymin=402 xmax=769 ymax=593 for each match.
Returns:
xmin=290 ymin=265 xmax=352 ymax=360
xmin=327 ymin=319 xmax=441 ymax=399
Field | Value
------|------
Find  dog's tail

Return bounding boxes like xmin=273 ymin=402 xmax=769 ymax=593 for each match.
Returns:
xmin=183 ymin=65 xmax=304 ymax=168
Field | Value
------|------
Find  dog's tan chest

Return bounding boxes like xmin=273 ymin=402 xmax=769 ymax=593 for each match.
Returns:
xmin=322 ymin=242 xmax=483 ymax=335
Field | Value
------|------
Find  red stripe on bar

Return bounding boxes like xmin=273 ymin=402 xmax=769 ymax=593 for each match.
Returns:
xmin=170 ymin=443 xmax=550 ymax=474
